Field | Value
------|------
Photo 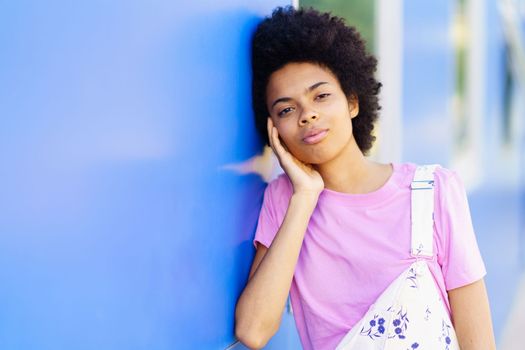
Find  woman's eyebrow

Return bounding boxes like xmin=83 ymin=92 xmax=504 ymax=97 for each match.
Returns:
xmin=271 ymin=81 xmax=329 ymax=109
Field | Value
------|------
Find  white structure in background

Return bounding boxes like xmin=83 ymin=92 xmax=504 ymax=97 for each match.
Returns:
xmin=374 ymin=0 xmax=403 ymax=165
xmin=450 ymin=0 xmax=486 ymax=190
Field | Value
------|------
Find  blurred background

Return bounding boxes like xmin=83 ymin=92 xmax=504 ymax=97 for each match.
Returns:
xmin=0 ymin=0 xmax=523 ymax=349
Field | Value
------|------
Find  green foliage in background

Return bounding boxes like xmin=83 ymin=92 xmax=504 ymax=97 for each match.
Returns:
xmin=300 ymin=0 xmax=376 ymax=53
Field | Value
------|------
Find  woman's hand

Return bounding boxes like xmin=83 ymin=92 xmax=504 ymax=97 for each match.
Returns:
xmin=267 ymin=117 xmax=325 ymax=196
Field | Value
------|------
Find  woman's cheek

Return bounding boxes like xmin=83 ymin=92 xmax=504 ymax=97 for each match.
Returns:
xmin=280 ymin=134 xmax=300 ymax=155
xmin=277 ymin=127 xmax=293 ymax=145
xmin=282 ymin=137 xmax=296 ymax=152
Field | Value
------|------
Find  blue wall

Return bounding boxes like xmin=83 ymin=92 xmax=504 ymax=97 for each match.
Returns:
xmin=0 ymin=1 xmax=290 ymax=349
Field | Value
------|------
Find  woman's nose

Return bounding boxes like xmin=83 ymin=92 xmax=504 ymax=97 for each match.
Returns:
xmin=299 ymin=107 xmax=319 ymax=124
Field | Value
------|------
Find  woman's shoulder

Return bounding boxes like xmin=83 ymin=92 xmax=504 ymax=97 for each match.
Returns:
xmin=264 ymin=171 xmax=293 ymax=202
xmin=427 ymin=164 xmax=464 ymax=189
xmin=403 ymin=163 xmax=468 ymax=205
xmin=393 ymin=162 xmax=464 ymax=193
xmin=395 ymin=162 xmax=460 ymax=180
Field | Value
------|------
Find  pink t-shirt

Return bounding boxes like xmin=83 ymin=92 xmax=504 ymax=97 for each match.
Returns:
xmin=253 ymin=162 xmax=487 ymax=350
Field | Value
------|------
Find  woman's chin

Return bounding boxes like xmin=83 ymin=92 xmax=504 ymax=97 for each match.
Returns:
xmin=290 ymin=145 xmax=337 ymax=166
xmin=296 ymin=153 xmax=330 ymax=166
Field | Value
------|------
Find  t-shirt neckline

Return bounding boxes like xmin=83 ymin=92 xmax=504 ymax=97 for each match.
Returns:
xmin=318 ymin=162 xmax=403 ymax=207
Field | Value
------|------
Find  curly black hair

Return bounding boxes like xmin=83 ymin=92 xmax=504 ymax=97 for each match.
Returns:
xmin=251 ymin=6 xmax=382 ymax=155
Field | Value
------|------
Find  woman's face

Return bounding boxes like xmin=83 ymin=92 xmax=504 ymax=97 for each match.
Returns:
xmin=265 ymin=62 xmax=359 ymax=165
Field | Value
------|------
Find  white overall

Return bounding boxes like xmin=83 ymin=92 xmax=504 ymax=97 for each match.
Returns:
xmin=335 ymin=164 xmax=460 ymax=350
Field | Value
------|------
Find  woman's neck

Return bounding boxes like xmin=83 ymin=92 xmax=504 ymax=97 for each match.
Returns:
xmin=313 ymin=138 xmax=392 ymax=194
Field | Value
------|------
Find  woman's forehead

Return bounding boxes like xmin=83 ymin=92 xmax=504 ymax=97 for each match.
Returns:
xmin=266 ymin=62 xmax=338 ymax=97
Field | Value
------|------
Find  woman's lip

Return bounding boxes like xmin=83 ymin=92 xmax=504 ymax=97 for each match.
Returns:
xmin=303 ymin=130 xmax=328 ymax=144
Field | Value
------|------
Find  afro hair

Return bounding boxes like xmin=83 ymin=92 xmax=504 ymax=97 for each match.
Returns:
xmin=251 ymin=6 xmax=382 ymax=155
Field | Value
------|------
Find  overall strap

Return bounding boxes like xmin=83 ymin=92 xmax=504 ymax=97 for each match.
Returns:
xmin=410 ymin=164 xmax=440 ymax=258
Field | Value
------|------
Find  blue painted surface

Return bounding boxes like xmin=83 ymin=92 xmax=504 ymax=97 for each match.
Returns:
xmin=0 ymin=1 xmax=292 ymax=349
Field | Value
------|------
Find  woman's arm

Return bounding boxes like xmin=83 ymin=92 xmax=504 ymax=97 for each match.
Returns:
xmin=234 ymin=192 xmax=318 ymax=350
xmin=448 ymin=278 xmax=496 ymax=349
xmin=235 ymin=117 xmax=324 ymax=349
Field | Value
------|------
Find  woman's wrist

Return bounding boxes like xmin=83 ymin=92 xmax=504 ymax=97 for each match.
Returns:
xmin=291 ymin=190 xmax=321 ymax=204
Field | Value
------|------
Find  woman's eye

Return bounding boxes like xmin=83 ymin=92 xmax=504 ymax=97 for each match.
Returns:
xmin=278 ymin=107 xmax=294 ymax=117
xmin=316 ymin=93 xmax=330 ymax=100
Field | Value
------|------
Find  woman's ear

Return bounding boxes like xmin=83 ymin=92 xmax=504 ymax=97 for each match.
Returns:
xmin=348 ymin=94 xmax=359 ymax=118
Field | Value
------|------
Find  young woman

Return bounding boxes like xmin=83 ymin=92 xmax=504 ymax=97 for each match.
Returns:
xmin=235 ymin=6 xmax=496 ymax=350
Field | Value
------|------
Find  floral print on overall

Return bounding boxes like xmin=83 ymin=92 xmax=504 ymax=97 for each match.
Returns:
xmin=359 ymin=267 xmax=423 ymax=341
xmin=342 ymin=261 xmax=459 ymax=350
xmin=359 ymin=305 xmax=410 ymax=340
xmin=439 ymin=318 xmax=455 ymax=349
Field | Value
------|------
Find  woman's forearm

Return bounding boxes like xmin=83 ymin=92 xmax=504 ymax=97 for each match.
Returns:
xmin=235 ymin=192 xmax=318 ymax=349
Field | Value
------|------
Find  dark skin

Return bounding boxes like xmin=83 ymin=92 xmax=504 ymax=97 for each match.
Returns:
xmin=265 ymin=61 xmax=392 ymax=196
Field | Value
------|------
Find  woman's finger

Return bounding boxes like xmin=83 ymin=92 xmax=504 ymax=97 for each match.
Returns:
xmin=267 ymin=117 xmax=274 ymax=150
xmin=271 ymin=126 xmax=288 ymax=156
xmin=268 ymin=118 xmax=293 ymax=166
xmin=268 ymin=118 xmax=280 ymax=155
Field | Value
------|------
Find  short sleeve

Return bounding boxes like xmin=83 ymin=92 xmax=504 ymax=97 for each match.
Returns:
xmin=435 ymin=168 xmax=487 ymax=291
xmin=252 ymin=174 xmax=290 ymax=250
